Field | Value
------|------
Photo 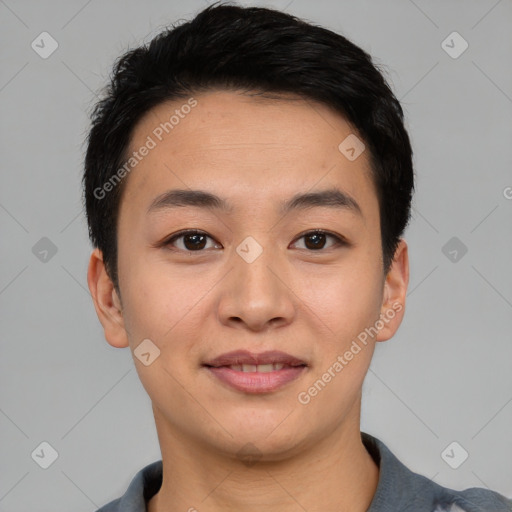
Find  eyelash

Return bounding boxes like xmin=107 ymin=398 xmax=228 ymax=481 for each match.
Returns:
xmin=161 ymin=229 xmax=348 ymax=253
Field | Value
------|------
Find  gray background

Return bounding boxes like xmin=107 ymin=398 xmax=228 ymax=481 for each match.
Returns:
xmin=1 ymin=0 xmax=511 ymax=510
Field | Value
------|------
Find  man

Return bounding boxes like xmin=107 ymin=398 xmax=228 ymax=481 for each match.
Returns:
xmin=84 ymin=3 xmax=511 ymax=511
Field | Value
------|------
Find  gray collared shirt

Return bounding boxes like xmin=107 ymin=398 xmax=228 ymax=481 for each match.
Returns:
xmin=95 ymin=432 xmax=512 ymax=511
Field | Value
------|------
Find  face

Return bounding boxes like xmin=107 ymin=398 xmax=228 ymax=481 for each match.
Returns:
xmin=88 ymin=90 xmax=408 ymax=461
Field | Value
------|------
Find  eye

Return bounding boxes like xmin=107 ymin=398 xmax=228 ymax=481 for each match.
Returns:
xmin=161 ymin=229 xmax=347 ymax=253
xmin=292 ymin=230 xmax=347 ymax=251
xmin=163 ymin=230 xmax=220 ymax=252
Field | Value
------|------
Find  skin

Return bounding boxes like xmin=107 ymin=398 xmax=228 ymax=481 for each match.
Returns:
xmin=87 ymin=90 xmax=409 ymax=512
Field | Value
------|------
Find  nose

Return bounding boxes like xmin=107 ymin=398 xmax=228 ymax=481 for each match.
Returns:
xmin=216 ymin=242 xmax=296 ymax=332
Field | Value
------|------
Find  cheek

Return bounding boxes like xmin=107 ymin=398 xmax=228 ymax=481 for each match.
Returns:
xmin=119 ymin=253 xmax=218 ymax=355
xmin=122 ymin=271 xmax=183 ymax=340
xmin=294 ymin=267 xmax=383 ymax=418
xmin=298 ymin=256 xmax=384 ymax=345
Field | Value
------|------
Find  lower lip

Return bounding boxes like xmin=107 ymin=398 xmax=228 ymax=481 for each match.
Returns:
xmin=204 ymin=365 xmax=307 ymax=394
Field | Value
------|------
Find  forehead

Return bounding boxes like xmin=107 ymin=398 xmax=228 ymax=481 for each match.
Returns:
xmin=120 ymin=90 xmax=377 ymax=216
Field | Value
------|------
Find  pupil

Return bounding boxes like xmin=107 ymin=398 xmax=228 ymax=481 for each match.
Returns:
xmin=306 ymin=233 xmax=325 ymax=250
xmin=185 ymin=233 xmax=206 ymax=250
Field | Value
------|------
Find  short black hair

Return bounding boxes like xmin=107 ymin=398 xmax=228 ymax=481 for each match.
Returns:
xmin=83 ymin=1 xmax=414 ymax=292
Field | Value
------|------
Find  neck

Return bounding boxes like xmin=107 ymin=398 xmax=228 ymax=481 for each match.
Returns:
xmin=148 ymin=405 xmax=379 ymax=512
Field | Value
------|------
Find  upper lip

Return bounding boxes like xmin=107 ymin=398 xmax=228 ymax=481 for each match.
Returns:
xmin=203 ymin=350 xmax=308 ymax=367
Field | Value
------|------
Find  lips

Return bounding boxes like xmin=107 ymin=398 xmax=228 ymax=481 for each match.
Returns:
xmin=203 ymin=349 xmax=308 ymax=369
xmin=223 ymin=363 xmax=287 ymax=372
xmin=202 ymin=350 xmax=308 ymax=393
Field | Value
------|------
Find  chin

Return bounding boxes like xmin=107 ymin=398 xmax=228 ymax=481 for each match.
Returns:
xmin=209 ymin=417 xmax=316 ymax=463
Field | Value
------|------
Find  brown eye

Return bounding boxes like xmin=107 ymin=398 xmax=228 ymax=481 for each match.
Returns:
xmin=162 ymin=229 xmax=346 ymax=254
xmin=304 ymin=232 xmax=328 ymax=250
xmin=293 ymin=230 xmax=346 ymax=251
xmin=165 ymin=230 xmax=219 ymax=251
xmin=181 ymin=232 xmax=208 ymax=250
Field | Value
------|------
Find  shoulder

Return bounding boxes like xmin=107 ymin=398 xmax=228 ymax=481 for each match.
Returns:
xmin=432 ymin=486 xmax=512 ymax=512
xmin=95 ymin=497 xmax=121 ymax=512
xmin=362 ymin=432 xmax=512 ymax=512
xmin=94 ymin=460 xmax=163 ymax=512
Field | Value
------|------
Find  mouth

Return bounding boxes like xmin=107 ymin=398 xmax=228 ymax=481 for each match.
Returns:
xmin=203 ymin=349 xmax=308 ymax=368
xmin=208 ymin=362 xmax=304 ymax=372
xmin=202 ymin=350 xmax=308 ymax=394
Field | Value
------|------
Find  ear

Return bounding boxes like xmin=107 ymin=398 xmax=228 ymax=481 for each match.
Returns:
xmin=376 ymin=239 xmax=409 ymax=342
xmin=87 ymin=248 xmax=129 ymax=348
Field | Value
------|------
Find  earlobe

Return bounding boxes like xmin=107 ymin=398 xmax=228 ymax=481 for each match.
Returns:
xmin=376 ymin=239 xmax=409 ymax=342
xmin=87 ymin=248 xmax=130 ymax=348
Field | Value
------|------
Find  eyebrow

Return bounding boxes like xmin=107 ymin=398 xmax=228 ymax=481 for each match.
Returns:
xmin=147 ymin=187 xmax=362 ymax=216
